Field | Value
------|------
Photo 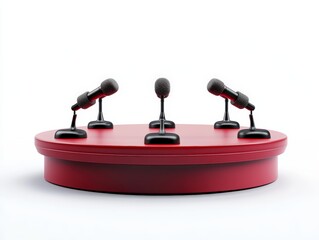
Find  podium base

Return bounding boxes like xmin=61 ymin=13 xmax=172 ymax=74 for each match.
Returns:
xmin=36 ymin=124 xmax=287 ymax=194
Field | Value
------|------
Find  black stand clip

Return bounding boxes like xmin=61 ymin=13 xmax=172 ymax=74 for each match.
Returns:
xmin=214 ymin=98 xmax=240 ymax=129
xmin=88 ymin=98 xmax=113 ymax=129
xmin=238 ymin=111 xmax=271 ymax=139
xmin=55 ymin=111 xmax=87 ymax=139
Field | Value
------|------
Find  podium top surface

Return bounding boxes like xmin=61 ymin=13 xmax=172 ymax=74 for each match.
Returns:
xmin=35 ymin=124 xmax=287 ymax=165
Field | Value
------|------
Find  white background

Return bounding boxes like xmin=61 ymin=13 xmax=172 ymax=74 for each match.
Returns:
xmin=1 ymin=0 xmax=319 ymax=239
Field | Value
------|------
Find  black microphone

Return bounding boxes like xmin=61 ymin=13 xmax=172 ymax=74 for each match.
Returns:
xmin=207 ymin=78 xmax=255 ymax=111
xmin=149 ymin=78 xmax=176 ymax=129
xmin=145 ymin=78 xmax=179 ymax=144
xmin=71 ymin=78 xmax=119 ymax=111
xmin=155 ymin=78 xmax=170 ymax=134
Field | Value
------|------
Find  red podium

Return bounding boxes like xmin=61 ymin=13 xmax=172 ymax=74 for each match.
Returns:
xmin=35 ymin=124 xmax=287 ymax=194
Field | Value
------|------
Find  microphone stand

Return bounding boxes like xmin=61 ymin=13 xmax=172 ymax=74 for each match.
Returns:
xmin=237 ymin=111 xmax=271 ymax=139
xmin=149 ymin=97 xmax=175 ymax=129
xmin=88 ymin=98 xmax=113 ymax=129
xmin=214 ymin=98 xmax=240 ymax=129
xmin=145 ymin=97 xmax=180 ymax=144
xmin=159 ymin=98 xmax=165 ymax=134
xmin=55 ymin=111 xmax=87 ymax=139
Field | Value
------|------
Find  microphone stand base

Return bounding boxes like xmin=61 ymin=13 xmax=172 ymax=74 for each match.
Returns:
xmin=149 ymin=120 xmax=175 ymax=129
xmin=55 ymin=128 xmax=87 ymax=139
xmin=238 ymin=129 xmax=271 ymax=139
xmin=214 ymin=120 xmax=240 ymax=129
xmin=144 ymin=132 xmax=180 ymax=144
xmin=88 ymin=120 xmax=113 ymax=129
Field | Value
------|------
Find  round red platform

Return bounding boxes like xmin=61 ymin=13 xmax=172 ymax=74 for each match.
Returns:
xmin=35 ymin=124 xmax=287 ymax=194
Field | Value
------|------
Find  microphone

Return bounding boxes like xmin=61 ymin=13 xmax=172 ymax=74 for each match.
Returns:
xmin=145 ymin=78 xmax=180 ymax=144
xmin=207 ymin=78 xmax=255 ymax=111
xmin=149 ymin=78 xmax=175 ymax=129
xmin=207 ymin=78 xmax=270 ymax=138
xmin=71 ymin=78 xmax=119 ymax=111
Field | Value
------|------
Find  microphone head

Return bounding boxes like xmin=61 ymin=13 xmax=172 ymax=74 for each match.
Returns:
xmin=100 ymin=78 xmax=119 ymax=96
xmin=207 ymin=78 xmax=225 ymax=96
xmin=155 ymin=78 xmax=170 ymax=98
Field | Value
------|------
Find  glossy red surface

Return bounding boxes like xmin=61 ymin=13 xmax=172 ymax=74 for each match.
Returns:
xmin=35 ymin=124 xmax=287 ymax=194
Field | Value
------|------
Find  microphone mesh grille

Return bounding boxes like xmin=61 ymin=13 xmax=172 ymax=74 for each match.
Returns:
xmin=155 ymin=78 xmax=170 ymax=98
xmin=101 ymin=78 xmax=119 ymax=96
xmin=207 ymin=79 xmax=225 ymax=96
